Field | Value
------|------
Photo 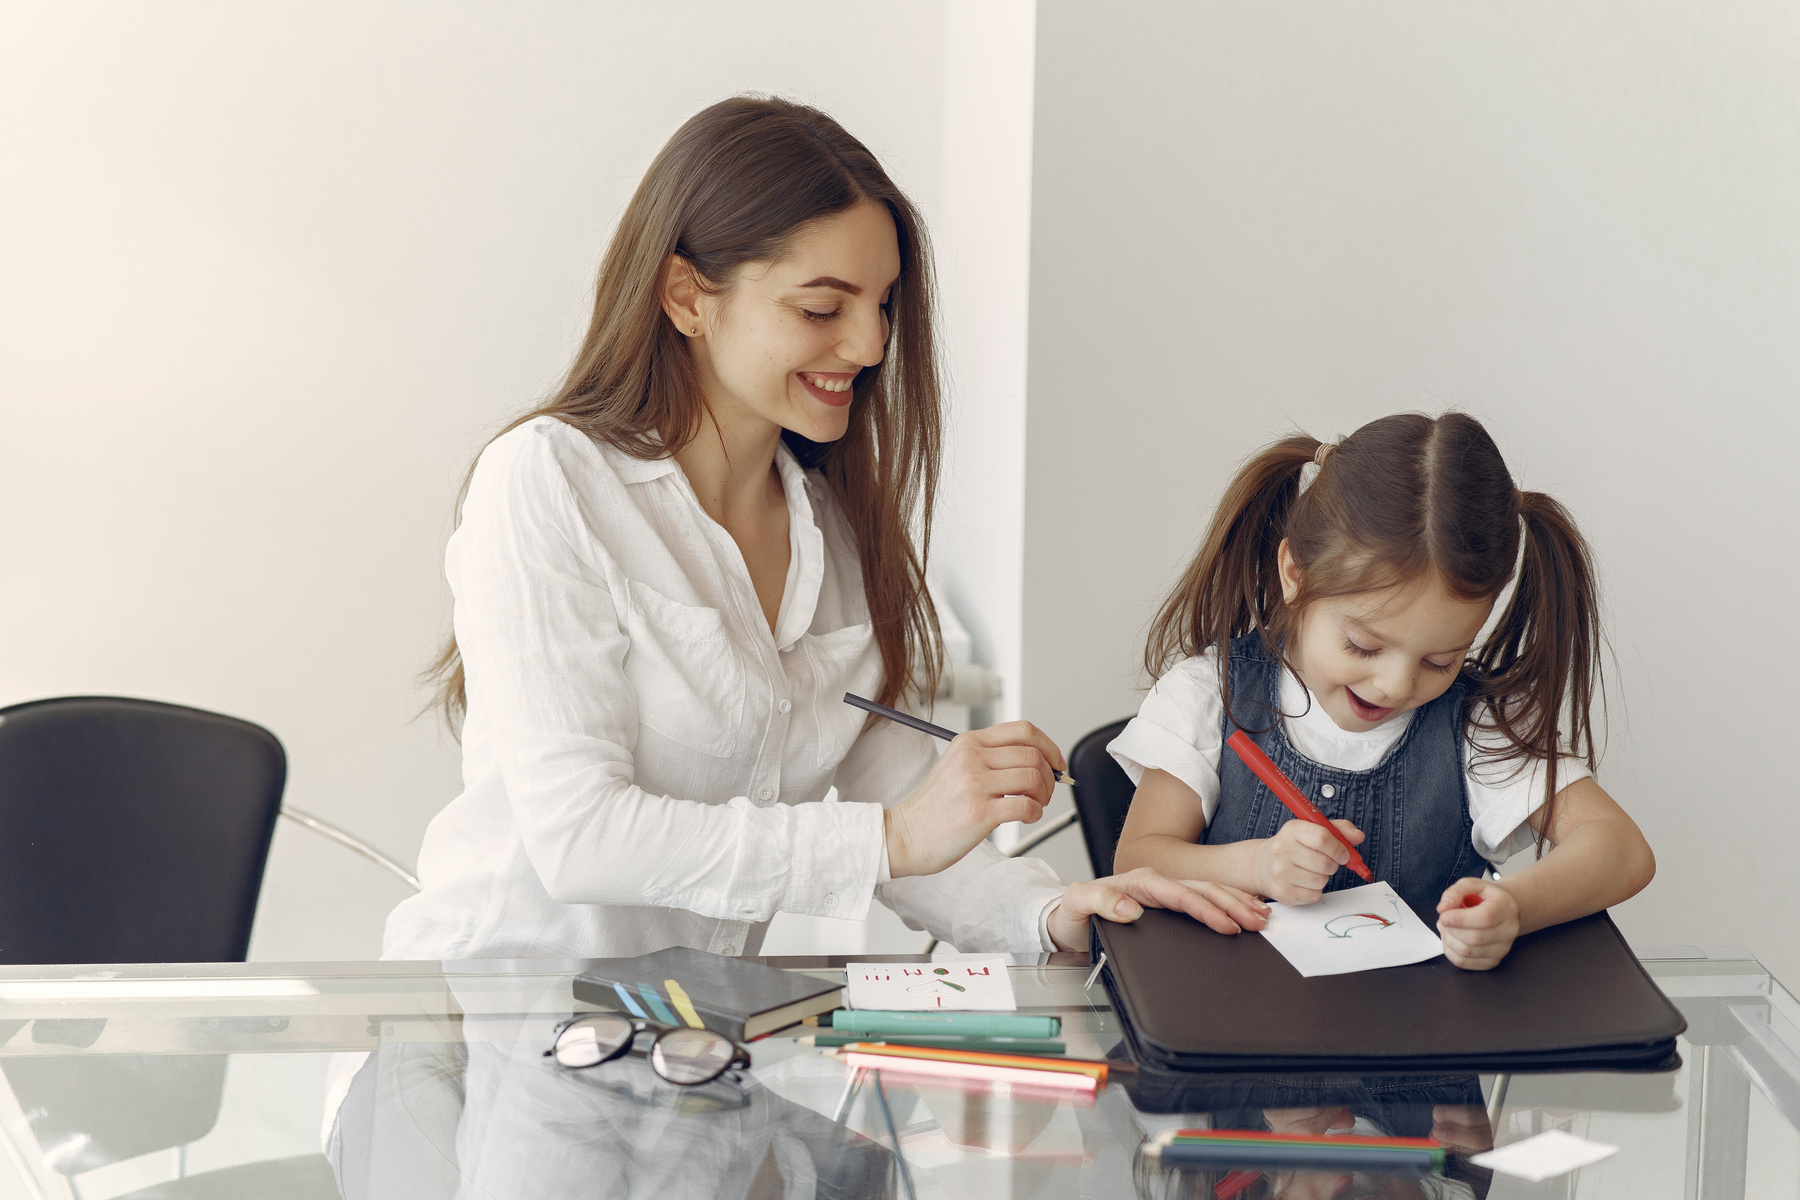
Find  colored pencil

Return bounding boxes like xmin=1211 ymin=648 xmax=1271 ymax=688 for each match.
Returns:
xmin=1157 ymin=1129 xmax=1440 ymax=1150
xmin=824 ymin=1010 xmax=1061 ymax=1038
xmin=1145 ymin=1128 xmax=1445 ymax=1172
xmin=838 ymin=1041 xmax=1111 ymax=1082
xmin=796 ymin=1033 xmax=1067 ymax=1054
xmin=838 ymin=1049 xmax=1099 ymax=1092
xmin=1225 ymin=729 xmax=1372 ymax=882
xmin=1146 ymin=1142 xmax=1437 ymax=1170
xmin=844 ymin=693 xmax=1077 ymax=786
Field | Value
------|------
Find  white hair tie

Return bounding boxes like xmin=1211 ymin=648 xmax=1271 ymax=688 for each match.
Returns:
xmin=1297 ymin=439 xmax=1338 ymax=495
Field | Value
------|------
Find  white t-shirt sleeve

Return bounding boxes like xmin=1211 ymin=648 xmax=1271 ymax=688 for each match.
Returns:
xmin=1462 ymin=708 xmax=1594 ymax=863
xmin=1106 ymin=649 xmax=1227 ymax=823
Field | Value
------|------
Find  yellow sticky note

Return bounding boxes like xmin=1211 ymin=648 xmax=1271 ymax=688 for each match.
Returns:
xmin=664 ymin=978 xmax=705 ymax=1029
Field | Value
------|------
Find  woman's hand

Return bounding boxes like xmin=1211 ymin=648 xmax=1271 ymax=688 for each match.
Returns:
xmin=1045 ymin=867 xmax=1269 ymax=951
xmin=1436 ymin=877 xmax=1521 ymax=970
xmin=883 ymin=722 xmax=1065 ymax=878
xmin=1250 ymin=817 xmax=1365 ymax=905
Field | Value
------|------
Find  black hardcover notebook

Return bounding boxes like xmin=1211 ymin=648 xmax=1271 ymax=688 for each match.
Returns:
xmin=1094 ymin=909 xmax=1685 ymax=1073
xmin=573 ymin=946 xmax=841 ymax=1042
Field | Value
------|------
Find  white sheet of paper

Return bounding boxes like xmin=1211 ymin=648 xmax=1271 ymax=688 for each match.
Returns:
xmin=843 ymin=956 xmax=1017 ymax=1011
xmin=1470 ymin=1130 xmax=1618 ymax=1181
xmin=1258 ymin=881 xmax=1445 ymax=977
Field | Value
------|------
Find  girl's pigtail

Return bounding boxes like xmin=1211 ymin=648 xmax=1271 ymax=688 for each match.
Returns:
xmin=1471 ymin=490 xmax=1605 ymax=853
xmin=1143 ymin=436 xmax=1320 ymax=720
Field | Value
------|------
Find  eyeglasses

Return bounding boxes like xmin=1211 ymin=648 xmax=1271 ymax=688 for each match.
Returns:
xmin=544 ymin=1013 xmax=751 ymax=1087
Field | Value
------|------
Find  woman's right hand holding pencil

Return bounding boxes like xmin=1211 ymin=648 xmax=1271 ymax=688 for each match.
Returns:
xmin=884 ymin=722 xmax=1066 ymax=878
xmin=1251 ymin=817 xmax=1367 ymax=905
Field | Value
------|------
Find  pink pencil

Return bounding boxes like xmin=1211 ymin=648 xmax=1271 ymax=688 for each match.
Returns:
xmin=838 ymin=1050 xmax=1098 ymax=1092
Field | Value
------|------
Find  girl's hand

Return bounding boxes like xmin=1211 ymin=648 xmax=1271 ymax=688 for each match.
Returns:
xmin=1044 ymin=868 xmax=1269 ymax=952
xmin=1264 ymin=1106 xmax=1355 ymax=1136
xmin=884 ymin=722 xmax=1063 ymax=878
xmin=1430 ymin=1105 xmax=1495 ymax=1153
xmin=1251 ymin=818 xmax=1365 ymax=904
xmin=1436 ymin=878 xmax=1521 ymax=970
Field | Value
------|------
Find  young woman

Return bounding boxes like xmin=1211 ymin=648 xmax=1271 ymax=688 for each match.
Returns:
xmin=380 ymin=96 xmax=1267 ymax=969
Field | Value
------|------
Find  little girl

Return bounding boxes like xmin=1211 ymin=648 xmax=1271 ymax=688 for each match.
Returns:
xmin=1111 ymin=412 xmax=1654 ymax=970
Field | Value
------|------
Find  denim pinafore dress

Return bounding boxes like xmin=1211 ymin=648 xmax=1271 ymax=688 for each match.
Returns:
xmin=1202 ymin=633 xmax=1486 ymax=917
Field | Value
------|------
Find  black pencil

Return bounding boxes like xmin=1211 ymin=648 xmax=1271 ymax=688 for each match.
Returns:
xmin=842 ymin=692 xmax=1076 ymax=786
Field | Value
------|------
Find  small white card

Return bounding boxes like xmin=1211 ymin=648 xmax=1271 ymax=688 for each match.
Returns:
xmin=1259 ymin=881 xmax=1445 ymax=977
xmin=843 ymin=956 xmax=1017 ymax=1011
xmin=1471 ymin=1129 xmax=1618 ymax=1181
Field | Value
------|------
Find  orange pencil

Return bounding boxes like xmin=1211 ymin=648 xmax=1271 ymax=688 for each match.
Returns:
xmin=836 ymin=1041 xmax=1111 ymax=1083
xmin=1225 ymin=729 xmax=1373 ymax=882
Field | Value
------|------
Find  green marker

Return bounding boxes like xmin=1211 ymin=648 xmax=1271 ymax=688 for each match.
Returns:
xmin=828 ymin=1010 xmax=1062 ymax=1039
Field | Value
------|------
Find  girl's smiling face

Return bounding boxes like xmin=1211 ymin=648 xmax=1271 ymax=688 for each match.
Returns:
xmin=1279 ymin=540 xmax=1495 ymax=732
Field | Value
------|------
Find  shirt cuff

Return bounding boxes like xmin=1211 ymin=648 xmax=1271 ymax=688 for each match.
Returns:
xmin=779 ymin=798 xmax=886 ymax=921
xmin=1037 ymin=896 xmax=1064 ymax=952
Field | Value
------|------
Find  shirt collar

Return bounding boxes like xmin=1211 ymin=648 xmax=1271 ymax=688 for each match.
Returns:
xmin=599 ymin=438 xmax=680 ymax=485
xmin=616 ymin=432 xmax=829 ymax=650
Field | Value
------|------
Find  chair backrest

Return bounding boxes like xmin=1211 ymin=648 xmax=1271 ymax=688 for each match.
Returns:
xmin=1067 ymin=719 xmax=1135 ymax=878
xmin=0 ymin=696 xmax=286 ymax=964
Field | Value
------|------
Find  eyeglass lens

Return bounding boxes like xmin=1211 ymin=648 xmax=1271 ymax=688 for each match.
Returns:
xmin=651 ymin=1026 xmax=737 ymax=1085
xmin=553 ymin=1014 xmax=635 ymax=1068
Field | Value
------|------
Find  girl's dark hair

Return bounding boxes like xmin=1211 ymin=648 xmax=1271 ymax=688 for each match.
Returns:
xmin=1145 ymin=412 xmax=1603 ymax=849
xmin=428 ymin=95 xmax=943 ymax=727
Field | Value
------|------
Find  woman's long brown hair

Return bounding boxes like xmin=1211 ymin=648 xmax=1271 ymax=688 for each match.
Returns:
xmin=1145 ymin=412 xmax=1604 ymax=850
xmin=428 ymin=96 xmax=942 ymax=728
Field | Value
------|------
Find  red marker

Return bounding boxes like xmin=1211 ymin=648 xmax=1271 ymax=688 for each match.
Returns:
xmin=1215 ymin=1170 xmax=1261 ymax=1200
xmin=1462 ymin=894 xmax=1483 ymax=908
xmin=1225 ymin=730 xmax=1374 ymax=883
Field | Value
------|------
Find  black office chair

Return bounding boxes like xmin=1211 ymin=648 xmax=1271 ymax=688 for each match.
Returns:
xmin=1067 ymin=719 xmax=1135 ymax=877
xmin=0 ymin=696 xmax=344 ymax=1199
xmin=0 ymin=696 xmax=286 ymax=965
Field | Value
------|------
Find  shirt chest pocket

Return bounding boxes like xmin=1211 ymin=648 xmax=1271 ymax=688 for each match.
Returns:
xmin=799 ymin=622 xmax=883 ymax=769
xmin=624 ymin=579 xmax=746 ymax=759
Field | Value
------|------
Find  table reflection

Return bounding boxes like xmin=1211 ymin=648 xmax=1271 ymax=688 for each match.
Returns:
xmin=1126 ymin=1070 xmax=1496 ymax=1200
xmin=333 ymin=1037 xmax=897 ymax=1200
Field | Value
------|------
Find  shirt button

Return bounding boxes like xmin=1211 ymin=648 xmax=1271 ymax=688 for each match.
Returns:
xmin=777 ymin=699 xmax=792 ymax=714
xmin=757 ymin=785 xmax=774 ymax=801
xmin=1320 ymin=784 xmax=1336 ymax=799
xmin=824 ymin=894 xmax=837 ymax=909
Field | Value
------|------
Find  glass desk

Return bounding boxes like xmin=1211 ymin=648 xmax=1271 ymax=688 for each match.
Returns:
xmin=0 ymin=947 xmax=1794 ymax=1199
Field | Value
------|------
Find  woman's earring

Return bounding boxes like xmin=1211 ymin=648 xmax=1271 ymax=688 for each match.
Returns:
xmin=691 ymin=327 xmax=700 ymax=335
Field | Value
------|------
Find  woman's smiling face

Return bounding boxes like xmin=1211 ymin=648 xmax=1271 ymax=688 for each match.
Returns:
xmin=1279 ymin=540 xmax=1495 ymax=732
xmin=675 ymin=199 xmax=899 ymax=445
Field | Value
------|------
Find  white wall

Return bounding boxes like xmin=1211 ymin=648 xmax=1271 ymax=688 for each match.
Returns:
xmin=1024 ymin=2 xmax=1800 ymax=983
xmin=931 ymin=0 xmax=1038 ymax=728
xmin=0 ymin=2 xmax=955 ymax=961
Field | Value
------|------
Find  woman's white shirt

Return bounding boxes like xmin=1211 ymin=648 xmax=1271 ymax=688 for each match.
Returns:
xmin=382 ymin=416 xmax=1063 ymax=963
xmin=1107 ymin=649 xmax=1593 ymax=864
